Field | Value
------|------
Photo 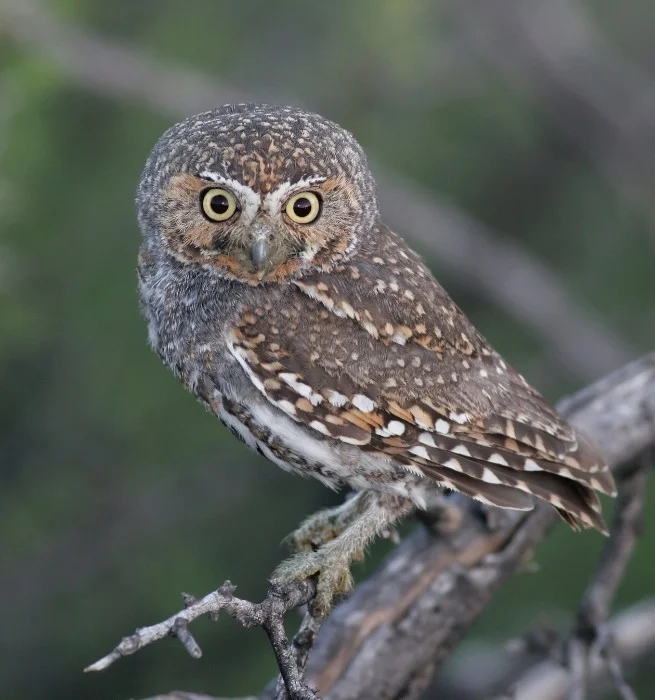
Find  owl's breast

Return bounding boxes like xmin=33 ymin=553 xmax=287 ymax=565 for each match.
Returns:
xmin=138 ymin=246 xmax=246 ymax=385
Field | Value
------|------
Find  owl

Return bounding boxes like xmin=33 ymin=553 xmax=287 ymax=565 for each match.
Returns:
xmin=137 ymin=104 xmax=615 ymax=615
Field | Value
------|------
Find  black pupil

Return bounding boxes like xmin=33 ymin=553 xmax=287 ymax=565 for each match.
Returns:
xmin=293 ymin=197 xmax=313 ymax=218
xmin=209 ymin=193 xmax=230 ymax=215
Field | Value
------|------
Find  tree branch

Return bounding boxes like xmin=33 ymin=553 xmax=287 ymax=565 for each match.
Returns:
xmin=568 ymin=458 xmax=648 ymax=697
xmin=0 ymin=0 xmax=636 ymax=380
xmin=294 ymin=353 xmax=655 ymax=700
xmin=143 ymin=599 xmax=655 ymax=700
xmin=89 ymin=354 xmax=655 ymax=699
xmin=495 ymin=599 xmax=655 ymax=700
xmin=87 ymin=580 xmax=319 ymax=700
xmin=492 ymin=457 xmax=649 ymax=700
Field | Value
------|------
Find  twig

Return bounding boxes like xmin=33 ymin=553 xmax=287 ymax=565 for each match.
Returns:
xmin=490 ymin=599 xmax=655 ymax=700
xmin=293 ymin=612 xmax=324 ymax=675
xmin=490 ymin=456 xmax=649 ymax=700
xmin=576 ymin=460 xmax=647 ymax=637
xmin=273 ymin=613 xmax=325 ymax=700
xmin=0 ymin=0 xmax=635 ymax=381
xmin=601 ymin=633 xmax=639 ymax=700
xmin=566 ymin=458 xmax=648 ymax=700
xmin=90 ymin=354 xmax=655 ymax=699
xmin=86 ymin=580 xmax=319 ymax=700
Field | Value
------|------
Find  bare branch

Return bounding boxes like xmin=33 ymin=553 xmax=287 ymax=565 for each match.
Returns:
xmin=565 ymin=459 xmax=648 ymax=700
xmin=0 ymin=0 xmax=636 ymax=380
xmin=86 ymin=580 xmax=319 ymax=700
xmin=497 ymin=456 xmax=649 ymax=700
xmin=104 ymin=354 xmax=655 ymax=700
xmin=497 ymin=599 xmax=655 ymax=700
xmin=577 ymin=462 xmax=647 ymax=639
xmin=300 ymin=354 xmax=655 ymax=699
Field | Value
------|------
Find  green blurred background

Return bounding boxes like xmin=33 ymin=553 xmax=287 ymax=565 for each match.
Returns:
xmin=0 ymin=1 xmax=653 ymax=698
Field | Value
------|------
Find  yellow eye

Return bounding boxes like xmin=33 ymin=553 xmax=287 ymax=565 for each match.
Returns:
xmin=200 ymin=188 xmax=238 ymax=222
xmin=285 ymin=191 xmax=321 ymax=224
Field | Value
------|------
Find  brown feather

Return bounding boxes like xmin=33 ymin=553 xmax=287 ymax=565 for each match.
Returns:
xmin=227 ymin=225 xmax=614 ymax=534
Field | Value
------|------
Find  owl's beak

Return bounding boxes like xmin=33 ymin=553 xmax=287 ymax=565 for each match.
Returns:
xmin=248 ymin=219 xmax=273 ymax=273
xmin=250 ymin=238 xmax=270 ymax=271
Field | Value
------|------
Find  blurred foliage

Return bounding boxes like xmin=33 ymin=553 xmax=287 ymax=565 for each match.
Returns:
xmin=0 ymin=1 xmax=653 ymax=699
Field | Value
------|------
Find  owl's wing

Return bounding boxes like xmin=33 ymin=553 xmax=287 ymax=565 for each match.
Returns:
xmin=229 ymin=227 xmax=614 ymax=532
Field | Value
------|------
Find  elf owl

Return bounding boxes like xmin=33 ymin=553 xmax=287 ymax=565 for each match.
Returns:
xmin=137 ymin=104 xmax=615 ymax=615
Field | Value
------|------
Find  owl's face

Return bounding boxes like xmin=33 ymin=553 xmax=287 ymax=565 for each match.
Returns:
xmin=137 ymin=104 xmax=379 ymax=284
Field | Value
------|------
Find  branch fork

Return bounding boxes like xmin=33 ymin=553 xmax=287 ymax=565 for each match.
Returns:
xmin=86 ymin=580 xmax=320 ymax=700
xmin=86 ymin=355 xmax=655 ymax=700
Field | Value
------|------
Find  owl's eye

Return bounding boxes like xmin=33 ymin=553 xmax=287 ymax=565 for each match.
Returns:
xmin=200 ymin=188 xmax=238 ymax=222
xmin=285 ymin=192 xmax=321 ymax=224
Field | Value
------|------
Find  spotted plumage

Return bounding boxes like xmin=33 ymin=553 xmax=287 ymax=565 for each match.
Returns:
xmin=137 ymin=104 xmax=615 ymax=613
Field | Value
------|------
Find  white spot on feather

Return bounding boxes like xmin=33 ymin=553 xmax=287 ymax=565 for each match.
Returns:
xmin=481 ymin=468 xmax=502 ymax=484
xmin=277 ymin=400 xmax=297 ymax=416
xmin=325 ymin=389 xmax=348 ymax=407
xmin=352 ymin=394 xmax=375 ymax=412
xmin=279 ymin=372 xmax=323 ymax=406
xmin=339 ymin=435 xmax=371 ymax=446
xmin=591 ymin=477 xmax=604 ymax=492
xmin=308 ymin=420 xmax=329 ymax=435
xmin=449 ymin=411 xmax=469 ymax=424
xmin=409 ymin=445 xmax=430 ymax=460
xmin=418 ymin=433 xmax=437 ymax=448
xmin=443 ymin=458 xmax=464 ymax=473
xmin=548 ymin=494 xmax=565 ymax=510
xmin=435 ymin=419 xmax=450 ymax=434
xmin=248 ymin=400 xmax=344 ymax=473
xmin=227 ymin=340 xmax=267 ymax=394
xmin=362 ymin=321 xmax=379 ymax=338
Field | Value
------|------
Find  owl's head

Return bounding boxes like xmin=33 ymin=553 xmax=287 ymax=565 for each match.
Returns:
xmin=137 ymin=104 xmax=379 ymax=284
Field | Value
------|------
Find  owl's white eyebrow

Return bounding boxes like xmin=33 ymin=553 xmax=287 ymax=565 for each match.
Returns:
xmin=263 ymin=176 xmax=326 ymax=216
xmin=198 ymin=170 xmax=225 ymax=183
xmin=198 ymin=170 xmax=261 ymax=222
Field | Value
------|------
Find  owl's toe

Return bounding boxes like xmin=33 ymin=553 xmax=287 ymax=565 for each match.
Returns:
xmin=283 ymin=498 xmax=363 ymax=553
xmin=272 ymin=548 xmax=354 ymax=617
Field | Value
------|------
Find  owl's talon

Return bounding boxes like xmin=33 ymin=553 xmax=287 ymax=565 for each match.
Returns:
xmin=274 ymin=493 xmax=411 ymax=615
xmin=283 ymin=496 xmax=364 ymax=552
xmin=284 ymin=515 xmax=343 ymax=553
xmin=272 ymin=549 xmax=354 ymax=617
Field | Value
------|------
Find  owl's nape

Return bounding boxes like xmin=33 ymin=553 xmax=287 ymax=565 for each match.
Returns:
xmin=137 ymin=103 xmax=615 ymax=615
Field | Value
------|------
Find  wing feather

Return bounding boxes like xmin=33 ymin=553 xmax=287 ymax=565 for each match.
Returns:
xmin=229 ymin=234 xmax=614 ymax=533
